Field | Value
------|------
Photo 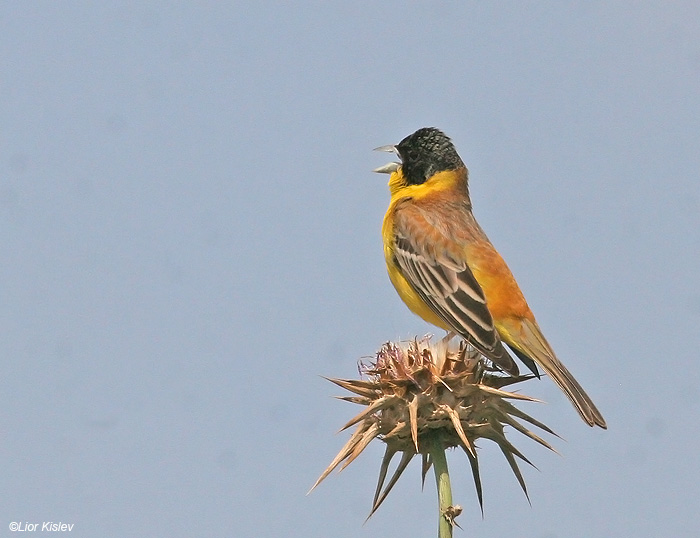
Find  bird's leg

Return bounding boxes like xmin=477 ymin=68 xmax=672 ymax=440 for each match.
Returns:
xmin=440 ymin=331 xmax=456 ymax=345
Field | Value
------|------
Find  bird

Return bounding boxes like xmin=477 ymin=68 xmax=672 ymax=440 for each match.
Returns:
xmin=374 ymin=127 xmax=606 ymax=428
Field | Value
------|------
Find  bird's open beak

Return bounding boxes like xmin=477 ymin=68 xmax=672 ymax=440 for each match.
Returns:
xmin=372 ymin=145 xmax=401 ymax=174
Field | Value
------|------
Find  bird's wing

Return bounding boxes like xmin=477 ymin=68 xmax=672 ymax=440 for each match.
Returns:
xmin=392 ymin=206 xmax=518 ymax=375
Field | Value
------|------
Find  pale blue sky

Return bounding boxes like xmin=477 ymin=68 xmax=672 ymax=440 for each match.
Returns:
xmin=2 ymin=3 xmax=699 ymax=537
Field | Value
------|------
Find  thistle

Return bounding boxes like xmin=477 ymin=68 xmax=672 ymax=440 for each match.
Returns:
xmin=310 ymin=337 xmax=558 ymax=537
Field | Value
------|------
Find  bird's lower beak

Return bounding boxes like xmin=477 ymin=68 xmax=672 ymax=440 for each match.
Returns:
xmin=373 ymin=162 xmax=400 ymax=174
xmin=373 ymin=144 xmax=400 ymax=174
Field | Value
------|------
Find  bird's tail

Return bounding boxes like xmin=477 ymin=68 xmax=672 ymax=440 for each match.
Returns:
xmin=506 ymin=319 xmax=607 ymax=429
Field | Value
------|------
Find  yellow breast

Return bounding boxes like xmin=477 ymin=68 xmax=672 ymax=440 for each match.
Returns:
xmin=382 ymin=196 xmax=452 ymax=332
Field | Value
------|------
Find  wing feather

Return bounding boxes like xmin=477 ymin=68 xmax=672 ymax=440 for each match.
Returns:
xmin=392 ymin=231 xmax=518 ymax=375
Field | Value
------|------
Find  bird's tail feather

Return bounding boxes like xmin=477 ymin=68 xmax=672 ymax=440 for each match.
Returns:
xmin=508 ymin=319 xmax=607 ymax=429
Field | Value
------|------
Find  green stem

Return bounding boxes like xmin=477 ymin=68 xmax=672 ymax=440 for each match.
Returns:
xmin=429 ymin=434 xmax=453 ymax=538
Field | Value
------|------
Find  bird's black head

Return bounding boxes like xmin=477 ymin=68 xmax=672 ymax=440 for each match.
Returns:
xmin=396 ymin=127 xmax=465 ymax=186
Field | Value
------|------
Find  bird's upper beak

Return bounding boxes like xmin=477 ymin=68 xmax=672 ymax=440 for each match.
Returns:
xmin=372 ymin=145 xmax=401 ymax=174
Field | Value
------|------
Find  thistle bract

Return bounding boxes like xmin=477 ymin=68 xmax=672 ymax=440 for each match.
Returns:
xmin=311 ymin=337 xmax=558 ymax=519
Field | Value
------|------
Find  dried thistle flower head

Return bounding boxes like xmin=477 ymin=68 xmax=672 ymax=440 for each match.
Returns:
xmin=310 ymin=337 xmax=558 ymax=518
